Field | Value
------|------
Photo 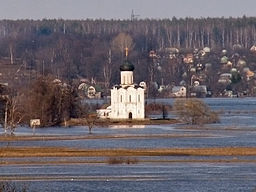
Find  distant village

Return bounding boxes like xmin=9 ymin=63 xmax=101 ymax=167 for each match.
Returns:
xmin=73 ymin=45 xmax=256 ymax=99
xmin=0 ymin=18 xmax=256 ymax=100
xmin=1 ymin=44 xmax=256 ymax=100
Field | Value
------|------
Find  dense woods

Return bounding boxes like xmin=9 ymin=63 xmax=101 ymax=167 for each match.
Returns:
xmin=0 ymin=17 xmax=256 ymax=89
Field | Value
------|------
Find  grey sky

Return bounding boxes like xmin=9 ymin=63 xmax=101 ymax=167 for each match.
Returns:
xmin=0 ymin=0 xmax=255 ymax=20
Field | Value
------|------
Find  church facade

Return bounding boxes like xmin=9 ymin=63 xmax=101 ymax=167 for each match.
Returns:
xmin=110 ymin=60 xmax=145 ymax=119
xmin=97 ymin=54 xmax=145 ymax=120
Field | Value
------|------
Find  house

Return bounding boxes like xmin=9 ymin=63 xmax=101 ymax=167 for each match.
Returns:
xmin=96 ymin=106 xmax=111 ymax=119
xmin=171 ymin=86 xmax=186 ymax=97
xmin=220 ymin=56 xmax=228 ymax=64
xmin=78 ymin=83 xmax=101 ymax=99
xmin=245 ymin=69 xmax=255 ymax=81
xmin=139 ymin=81 xmax=147 ymax=90
xmin=183 ymin=53 xmax=194 ymax=64
xmin=218 ymin=73 xmax=232 ymax=84
xmin=190 ymin=85 xmax=207 ymax=97
xmin=250 ymin=45 xmax=256 ymax=53
xmin=87 ymin=86 xmax=101 ymax=99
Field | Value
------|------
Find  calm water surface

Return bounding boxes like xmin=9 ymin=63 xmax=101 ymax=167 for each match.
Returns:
xmin=0 ymin=98 xmax=256 ymax=191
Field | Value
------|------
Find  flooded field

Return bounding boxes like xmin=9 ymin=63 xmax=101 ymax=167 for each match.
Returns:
xmin=0 ymin=98 xmax=256 ymax=191
xmin=1 ymin=163 xmax=256 ymax=192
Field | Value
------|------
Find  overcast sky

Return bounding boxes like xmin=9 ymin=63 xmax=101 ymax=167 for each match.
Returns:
xmin=0 ymin=0 xmax=255 ymax=20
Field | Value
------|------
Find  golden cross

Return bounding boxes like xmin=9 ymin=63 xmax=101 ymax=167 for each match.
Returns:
xmin=125 ymin=47 xmax=129 ymax=58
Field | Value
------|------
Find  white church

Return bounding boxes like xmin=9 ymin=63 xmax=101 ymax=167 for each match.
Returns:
xmin=97 ymin=49 xmax=145 ymax=120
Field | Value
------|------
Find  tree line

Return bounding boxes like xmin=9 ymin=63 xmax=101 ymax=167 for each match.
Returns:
xmin=0 ymin=17 xmax=256 ymax=86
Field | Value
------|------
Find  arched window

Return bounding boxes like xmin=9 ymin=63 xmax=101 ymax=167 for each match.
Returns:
xmin=129 ymin=95 xmax=131 ymax=102
xmin=138 ymin=95 xmax=140 ymax=102
xmin=120 ymin=95 xmax=122 ymax=102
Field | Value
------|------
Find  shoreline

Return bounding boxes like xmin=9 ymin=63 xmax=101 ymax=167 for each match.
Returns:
xmin=0 ymin=133 xmax=211 ymax=141
xmin=65 ymin=118 xmax=179 ymax=127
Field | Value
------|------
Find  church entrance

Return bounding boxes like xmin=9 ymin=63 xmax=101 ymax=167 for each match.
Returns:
xmin=129 ymin=112 xmax=132 ymax=119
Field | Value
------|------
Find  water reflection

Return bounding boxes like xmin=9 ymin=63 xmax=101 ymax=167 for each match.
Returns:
xmin=109 ymin=125 xmax=145 ymax=129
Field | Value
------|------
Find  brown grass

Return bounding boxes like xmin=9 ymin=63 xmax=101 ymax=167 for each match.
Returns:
xmin=0 ymin=133 xmax=209 ymax=142
xmin=66 ymin=118 xmax=179 ymax=126
xmin=1 ymin=147 xmax=256 ymax=158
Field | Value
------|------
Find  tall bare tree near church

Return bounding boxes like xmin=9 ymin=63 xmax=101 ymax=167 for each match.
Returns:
xmin=112 ymin=32 xmax=134 ymax=58
xmin=103 ymin=49 xmax=112 ymax=89
xmin=8 ymin=32 xmax=18 ymax=65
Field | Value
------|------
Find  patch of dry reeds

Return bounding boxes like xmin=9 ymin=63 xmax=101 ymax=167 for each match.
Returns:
xmin=107 ymin=157 xmax=138 ymax=164
xmin=1 ymin=147 xmax=256 ymax=158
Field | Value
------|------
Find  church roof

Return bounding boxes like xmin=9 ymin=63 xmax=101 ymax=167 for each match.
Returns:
xmin=120 ymin=60 xmax=134 ymax=71
xmin=113 ymin=84 xmax=143 ymax=90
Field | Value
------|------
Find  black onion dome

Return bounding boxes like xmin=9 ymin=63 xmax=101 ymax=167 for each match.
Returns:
xmin=120 ymin=60 xmax=134 ymax=71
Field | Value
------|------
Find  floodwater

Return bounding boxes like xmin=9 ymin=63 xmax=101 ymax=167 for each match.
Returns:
xmin=1 ymin=98 xmax=256 ymax=192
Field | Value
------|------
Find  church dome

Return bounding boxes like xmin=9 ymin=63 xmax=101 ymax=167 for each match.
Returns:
xmin=120 ymin=60 xmax=134 ymax=71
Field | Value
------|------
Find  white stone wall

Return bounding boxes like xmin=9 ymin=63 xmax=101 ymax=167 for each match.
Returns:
xmin=110 ymin=86 xmax=145 ymax=119
xmin=121 ymin=71 xmax=133 ymax=85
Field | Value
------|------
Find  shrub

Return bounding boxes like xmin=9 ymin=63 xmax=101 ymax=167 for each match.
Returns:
xmin=107 ymin=157 xmax=138 ymax=165
xmin=0 ymin=182 xmax=27 ymax=192
xmin=173 ymin=98 xmax=219 ymax=125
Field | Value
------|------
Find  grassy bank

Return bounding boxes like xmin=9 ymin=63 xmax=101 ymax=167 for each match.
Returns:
xmin=0 ymin=133 xmax=210 ymax=142
xmin=66 ymin=118 xmax=179 ymax=127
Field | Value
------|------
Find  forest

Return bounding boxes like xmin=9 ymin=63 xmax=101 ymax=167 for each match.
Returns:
xmin=0 ymin=17 xmax=256 ymax=91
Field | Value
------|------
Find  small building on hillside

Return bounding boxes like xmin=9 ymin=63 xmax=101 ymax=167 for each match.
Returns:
xmin=78 ymin=83 xmax=101 ymax=99
xmin=171 ymin=86 xmax=186 ymax=97
xmin=87 ymin=86 xmax=101 ymax=99
xmin=139 ymin=81 xmax=147 ymax=90
xmin=190 ymin=85 xmax=207 ymax=97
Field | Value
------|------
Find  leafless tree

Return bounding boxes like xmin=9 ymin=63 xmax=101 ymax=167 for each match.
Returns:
xmin=112 ymin=32 xmax=134 ymax=58
xmin=173 ymin=98 xmax=219 ymax=125
xmin=5 ymin=95 xmax=24 ymax=134
xmin=103 ymin=49 xmax=112 ymax=89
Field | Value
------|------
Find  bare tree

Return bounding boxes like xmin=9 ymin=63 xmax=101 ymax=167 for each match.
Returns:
xmin=8 ymin=32 xmax=18 ymax=65
xmin=173 ymin=98 xmax=219 ymax=125
xmin=84 ymin=113 xmax=98 ymax=134
xmin=112 ymin=32 xmax=134 ymax=58
xmin=5 ymin=95 xmax=24 ymax=134
xmin=103 ymin=49 xmax=112 ymax=89
xmin=0 ymin=90 xmax=24 ymax=135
